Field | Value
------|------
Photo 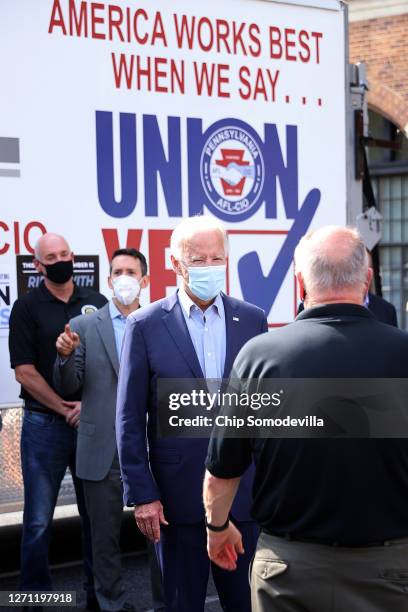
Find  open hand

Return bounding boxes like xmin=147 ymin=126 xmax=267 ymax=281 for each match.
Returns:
xmin=207 ymin=521 xmax=244 ymax=571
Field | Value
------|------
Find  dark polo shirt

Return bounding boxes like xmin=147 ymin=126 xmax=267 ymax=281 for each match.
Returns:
xmin=206 ymin=303 xmax=408 ymax=546
xmin=9 ymin=281 xmax=107 ymax=408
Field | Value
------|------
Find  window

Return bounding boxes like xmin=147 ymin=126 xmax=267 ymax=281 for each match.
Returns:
xmin=369 ymin=110 xmax=408 ymax=329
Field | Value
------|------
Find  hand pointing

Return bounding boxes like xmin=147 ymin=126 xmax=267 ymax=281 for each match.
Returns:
xmin=56 ymin=324 xmax=80 ymax=357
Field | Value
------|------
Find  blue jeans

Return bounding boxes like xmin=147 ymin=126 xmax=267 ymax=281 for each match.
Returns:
xmin=20 ymin=410 xmax=94 ymax=594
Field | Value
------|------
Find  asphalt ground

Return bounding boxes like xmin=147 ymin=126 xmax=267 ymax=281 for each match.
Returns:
xmin=0 ymin=514 xmax=222 ymax=612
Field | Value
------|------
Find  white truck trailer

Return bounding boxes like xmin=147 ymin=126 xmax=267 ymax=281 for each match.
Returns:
xmin=0 ymin=0 xmax=363 ymax=510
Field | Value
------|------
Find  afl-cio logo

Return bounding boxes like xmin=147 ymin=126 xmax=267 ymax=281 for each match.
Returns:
xmin=200 ymin=123 xmax=264 ymax=219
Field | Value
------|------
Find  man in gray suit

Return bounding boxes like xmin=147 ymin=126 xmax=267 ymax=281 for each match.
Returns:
xmin=54 ymin=248 xmax=153 ymax=612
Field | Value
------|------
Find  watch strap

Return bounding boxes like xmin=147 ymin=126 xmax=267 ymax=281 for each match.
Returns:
xmin=205 ymin=516 xmax=230 ymax=532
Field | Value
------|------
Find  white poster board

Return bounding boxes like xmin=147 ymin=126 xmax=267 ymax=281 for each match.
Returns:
xmin=0 ymin=0 xmax=347 ymax=406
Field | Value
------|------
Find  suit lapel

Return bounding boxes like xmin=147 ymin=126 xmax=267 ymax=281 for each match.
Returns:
xmin=162 ymin=295 xmax=204 ymax=379
xmin=96 ymin=305 xmax=119 ymax=376
xmin=222 ymin=295 xmax=241 ymax=378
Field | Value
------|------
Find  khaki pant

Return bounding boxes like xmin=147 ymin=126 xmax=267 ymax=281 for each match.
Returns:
xmin=251 ymin=531 xmax=408 ymax=612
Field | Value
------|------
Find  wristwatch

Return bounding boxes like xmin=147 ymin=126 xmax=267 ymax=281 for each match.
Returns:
xmin=205 ymin=516 xmax=230 ymax=532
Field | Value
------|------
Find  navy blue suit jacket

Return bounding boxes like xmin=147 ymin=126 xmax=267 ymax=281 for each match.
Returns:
xmin=116 ymin=291 xmax=268 ymax=524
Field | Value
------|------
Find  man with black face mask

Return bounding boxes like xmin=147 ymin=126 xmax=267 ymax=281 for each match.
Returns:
xmin=9 ymin=233 xmax=107 ymax=611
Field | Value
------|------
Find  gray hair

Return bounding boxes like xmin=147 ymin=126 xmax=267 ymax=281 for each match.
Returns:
xmin=294 ymin=226 xmax=368 ymax=294
xmin=34 ymin=233 xmax=70 ymax=261
xmin=170 ymin=216 xmax=228 ymax=259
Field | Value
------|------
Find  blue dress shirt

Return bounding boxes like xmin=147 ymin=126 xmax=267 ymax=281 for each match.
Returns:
xmin=178 ymin=286 xmax=226 ymax=379
xmin=109 ymin=300 xmax=127 ymax=358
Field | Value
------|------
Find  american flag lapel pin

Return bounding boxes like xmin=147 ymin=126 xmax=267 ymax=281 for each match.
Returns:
xmin=233 ymin=316 xmax=239 ymax=322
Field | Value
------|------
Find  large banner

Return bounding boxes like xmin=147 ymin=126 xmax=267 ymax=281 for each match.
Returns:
xmin=0 ymin=0 xmax=346 ymax=406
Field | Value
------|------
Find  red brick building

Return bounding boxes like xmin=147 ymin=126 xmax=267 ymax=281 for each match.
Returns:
xmin=349 ymin=0 xmax=408 ymax=135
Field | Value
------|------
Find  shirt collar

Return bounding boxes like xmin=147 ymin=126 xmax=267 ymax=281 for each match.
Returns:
xmin=212 ymin=292 xmax=225 ymax=318
xmin=109 ymin=300 xmax=126 ymax=320
xmin=39 ymin=280 xmax=81 ymax=302
xmin=296 ymin=302 xmax=374 ymax=321
xmin=178 ymin=286 xmax=224 ymax=319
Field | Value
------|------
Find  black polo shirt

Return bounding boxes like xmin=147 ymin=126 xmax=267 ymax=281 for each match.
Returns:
xmin=9 ymin=281 xmax=107 ymax=407
xmin=206 ymin=304 xmax=408 ymax=546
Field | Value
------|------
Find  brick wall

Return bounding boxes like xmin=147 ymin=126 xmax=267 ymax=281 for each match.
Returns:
xmin=349 ymin=13 xmax=408 ymax=133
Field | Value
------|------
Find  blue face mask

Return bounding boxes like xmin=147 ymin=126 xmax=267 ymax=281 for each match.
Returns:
xmin=186 ymin=264 xmax=226 ymax=302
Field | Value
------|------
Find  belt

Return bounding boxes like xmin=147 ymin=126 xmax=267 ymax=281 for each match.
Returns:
xmin=24 ymin=400 xmax=64 ymax=419
xmin=261 ymin=529 xmax=405 ymax=548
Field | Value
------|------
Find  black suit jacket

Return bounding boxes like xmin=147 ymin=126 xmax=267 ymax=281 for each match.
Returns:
xmin=367 ymin=293 xmax=398 ymax=327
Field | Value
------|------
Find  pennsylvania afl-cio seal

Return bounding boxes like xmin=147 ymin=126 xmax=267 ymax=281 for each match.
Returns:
xmin=200 ymin=123 xmax=264 ymax=219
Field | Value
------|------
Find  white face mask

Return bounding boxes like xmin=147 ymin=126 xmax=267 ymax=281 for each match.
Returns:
xmin=112 ymin=275 xmax=141 ymax=306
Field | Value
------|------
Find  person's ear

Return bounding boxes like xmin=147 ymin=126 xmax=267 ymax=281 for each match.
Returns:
xmin=140 ymin=275 xmax=150 ymax=289
xmin=296 ymin=272 xmax=306 ymax=301
xmin=365 ymin=267 xmax=373 ymax=295
xmin=171 ymin=255 xmax=184 ymax=276
xmin=107 ymin=275 xmax=113 ymax=291
xmin=33 ymin=257 xmax=45 ymax=275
